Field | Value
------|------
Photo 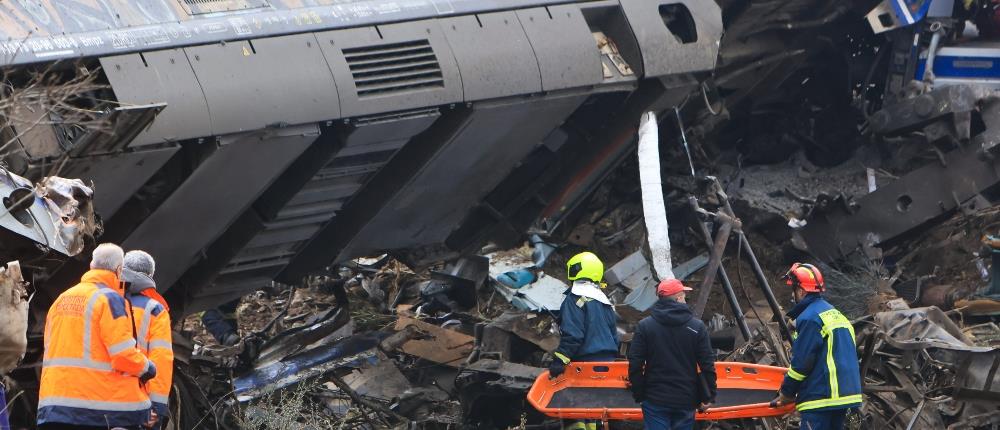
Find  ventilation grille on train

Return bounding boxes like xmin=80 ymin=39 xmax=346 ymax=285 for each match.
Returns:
xmin=343 ymin=40 xmax=444 ymax=98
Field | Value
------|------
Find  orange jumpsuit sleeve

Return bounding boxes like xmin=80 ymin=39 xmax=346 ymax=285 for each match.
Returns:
xmin=148 ymin=310 xmax=174 ymax=413
xmin=97 ymin=293 xmax=152 ymax=377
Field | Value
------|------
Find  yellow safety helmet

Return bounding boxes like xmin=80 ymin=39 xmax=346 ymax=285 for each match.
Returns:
xmin=567 ymin=252 xmax=604 ymax=283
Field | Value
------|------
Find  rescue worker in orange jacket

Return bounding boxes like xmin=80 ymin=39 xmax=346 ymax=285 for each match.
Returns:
xmin=123 ymin=250 xmax=173 ymax=428
xmin=38 ymin=243 xmax=157 ymax=429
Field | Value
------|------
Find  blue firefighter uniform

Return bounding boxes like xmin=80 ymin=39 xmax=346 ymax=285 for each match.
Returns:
xmin=552 ymin=280 xmax=619 ymax=430
xmin=780 ymin=293 xmax=862 ymax=429
xmin=553 ymin=281 xmax=619 ymax=364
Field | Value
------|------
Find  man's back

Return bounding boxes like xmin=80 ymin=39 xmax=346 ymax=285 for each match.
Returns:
xmin=129 ymin=290 xmax=174 ymax=419
xmin=782 ymin=294 xmax=862 ymax=412
xmin=556 ymin=286 xmax=619 ymax=362
xmin=39 ymin=269 xmax=153 ymax=427
xmin=628 ymin=298 xmax=716 ymax=409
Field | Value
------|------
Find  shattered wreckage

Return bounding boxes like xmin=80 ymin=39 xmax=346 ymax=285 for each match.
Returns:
xmin=1 ymin=0 xmax=1000 ymax=428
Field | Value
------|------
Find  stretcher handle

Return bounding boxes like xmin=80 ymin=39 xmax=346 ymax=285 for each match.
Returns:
xmin=696 ymin=402 xmax=780 ymax=414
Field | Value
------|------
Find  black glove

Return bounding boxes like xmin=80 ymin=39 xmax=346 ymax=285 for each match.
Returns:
xmin=769 ymin=391 xmax=793 ymax=408
xmin=548 ymin=360 xmax=566 ymax=379
xmin=139 ymin=361 xmax=157 ymax=384
xmin=628 ymin=380 xmax=645 ymax=404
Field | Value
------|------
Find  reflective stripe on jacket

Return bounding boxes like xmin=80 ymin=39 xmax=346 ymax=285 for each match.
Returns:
xmin=39 ymin=269 xmax=153 ymax=427
xmin=129 ymin=291 xmax=173 ymax=418
xmin=779 ymin=294 xmax=863 ymax=411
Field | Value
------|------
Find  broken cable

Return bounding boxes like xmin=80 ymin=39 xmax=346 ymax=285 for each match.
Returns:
xmin=701 ymin=82 xmax=720 ymax=116
xmin=673 ymin=107 xmax=696 ymax=177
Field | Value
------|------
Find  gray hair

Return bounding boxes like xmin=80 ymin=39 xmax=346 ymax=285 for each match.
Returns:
xmin=124 ymin=250 xmax=156 ymax=277
xmin=90 ymin=243 xmax=124 ymax=271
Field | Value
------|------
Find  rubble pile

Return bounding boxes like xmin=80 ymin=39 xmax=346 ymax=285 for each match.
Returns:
xmin=176 ymin=252 xmax=562 ymax=429
xmin=856 ymin=303 xmax=1000 ymax=429
xmin=165 ymin=159 xmax=1000 ymax=430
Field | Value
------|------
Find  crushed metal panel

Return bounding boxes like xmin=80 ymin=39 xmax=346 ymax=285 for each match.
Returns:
xmin=618 ymin=0 xmax=723 ymax=77
xmin=0 ymin=173 xmax=91 ymax=257
xmin=100 ymin=49 xmax=212 ymax=146
xmin=0 ymin=261 xmax=27 ymax=373
xmin=868 ymin=84 xmax=977 ymax=136
xmin=799 ymin=145 xmax=1000 ymax=260
xmin=331 ymin=358 xmax=412 ymax=402
xmin=232 ymin=332 xmax=384 ymax=402
xmin=393 ymin=317 xmax=474 ymax=366
xmin=185 ymin=33 xmax=340 ymax=134
xmin=38 ymin=177 xmax=98 ymax=257
xmin=123 ymin=125 xmax=317 ymax=291
xmin=517 ymin=6 xmax=603 ymax=91
xmin=955 ymin=350 xmax=1000 ymax=404
xmin=58 ymin=145 xmax=180 ymax=218
xmin=441 ymin=11 xmax=543 ymax=101
xmin=256 ymin=306 xmax=351 ymax=367
xmin=487 ymin=310 xmax=559 ymax=352
xmin=317 ymin=20 xmax=462 ymax=118
xmin=621 ymin=253 xmax=709 ymax=312
xmin=874 ymin=306 xmax=988 ymax=351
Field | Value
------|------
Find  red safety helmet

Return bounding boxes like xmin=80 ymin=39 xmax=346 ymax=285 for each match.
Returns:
xmin=782 ymin=263 xmax=825 ymax=293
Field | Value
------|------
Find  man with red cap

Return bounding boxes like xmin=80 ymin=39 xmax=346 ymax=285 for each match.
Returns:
xmin=627 ymin=278 xmax=716 ymax=430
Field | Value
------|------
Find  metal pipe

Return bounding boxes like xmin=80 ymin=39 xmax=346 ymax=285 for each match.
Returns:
xmin=689 ymin=197 xmax=752 ymax=340
xmin=922 ymin=30 xmax=942 ymax=83
xmin=692 ymin=212 xmax=733 ymax=318
xmin=858 ymin=329 xmax=878 ymax=384
xmin=905 ymin=400 xmax=927 ymax=430
xmin=715 ymin=254 xmax=753 ymax=342
xmin=736 ymin=234 xmax=793 ymax=340
xmin=711 ymin=178 xmax=793 ymax=341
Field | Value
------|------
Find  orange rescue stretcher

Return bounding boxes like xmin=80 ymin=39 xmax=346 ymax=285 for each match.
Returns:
xmin=527 ymin=361 xmax=796 ymax=421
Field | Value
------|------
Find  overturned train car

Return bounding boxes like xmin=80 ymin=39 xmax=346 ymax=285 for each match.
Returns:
xmin=0 ymin=0 xmax=723 ymax=416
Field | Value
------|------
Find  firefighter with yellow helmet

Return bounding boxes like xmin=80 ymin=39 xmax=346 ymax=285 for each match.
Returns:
xmin=550 ymin=252 xmax=619 ymax=377
xmin=548 ymin=251 xmax=619 ymax=430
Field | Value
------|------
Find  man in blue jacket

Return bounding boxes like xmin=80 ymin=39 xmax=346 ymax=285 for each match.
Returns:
xmin=771 ymin=263 xmax=862 ymax=430
xmin=628 ymin=278 xmax=715 ymax=430
xmin=549 ymin=251 xmax=619 ymax=430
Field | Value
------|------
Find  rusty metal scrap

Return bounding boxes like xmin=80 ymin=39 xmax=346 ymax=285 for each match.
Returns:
xmin=392 ymin=317 xmax=475 ymax=367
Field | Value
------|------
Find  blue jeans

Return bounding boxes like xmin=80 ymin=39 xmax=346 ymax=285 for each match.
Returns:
xmin=800 ymin=409 xmax=848 ymax=430
xmin=641 ymin=402 xmax=695 ymax=430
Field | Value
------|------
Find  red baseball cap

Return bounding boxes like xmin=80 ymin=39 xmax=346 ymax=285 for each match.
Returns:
xmin=656 ymin=279 xmax=692 ymax=297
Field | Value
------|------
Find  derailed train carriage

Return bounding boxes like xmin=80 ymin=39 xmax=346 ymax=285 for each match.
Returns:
xmin=2 ymin=0 xmax=1000 ymax=426
xmin=0 ymin=0 xmax=726 ymax=422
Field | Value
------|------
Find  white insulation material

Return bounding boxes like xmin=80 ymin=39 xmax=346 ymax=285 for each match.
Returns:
xmin=637 ymin=112 xmax=675 ymax=280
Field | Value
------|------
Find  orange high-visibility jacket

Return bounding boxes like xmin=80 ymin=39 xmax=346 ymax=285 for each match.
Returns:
xmin=127 ymin=271 xmax=173 ymax=419
xmin=38 ymin=269 xmax=154 ymax=427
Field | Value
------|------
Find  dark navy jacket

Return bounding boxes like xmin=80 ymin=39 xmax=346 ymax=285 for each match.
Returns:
xmin=555 ymin=289 xmax=619 ymax=362
xmin=780 ymin=294 xmax=863 ymax=411
xmin=627 ymin=298 xmax=716 ymax=409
